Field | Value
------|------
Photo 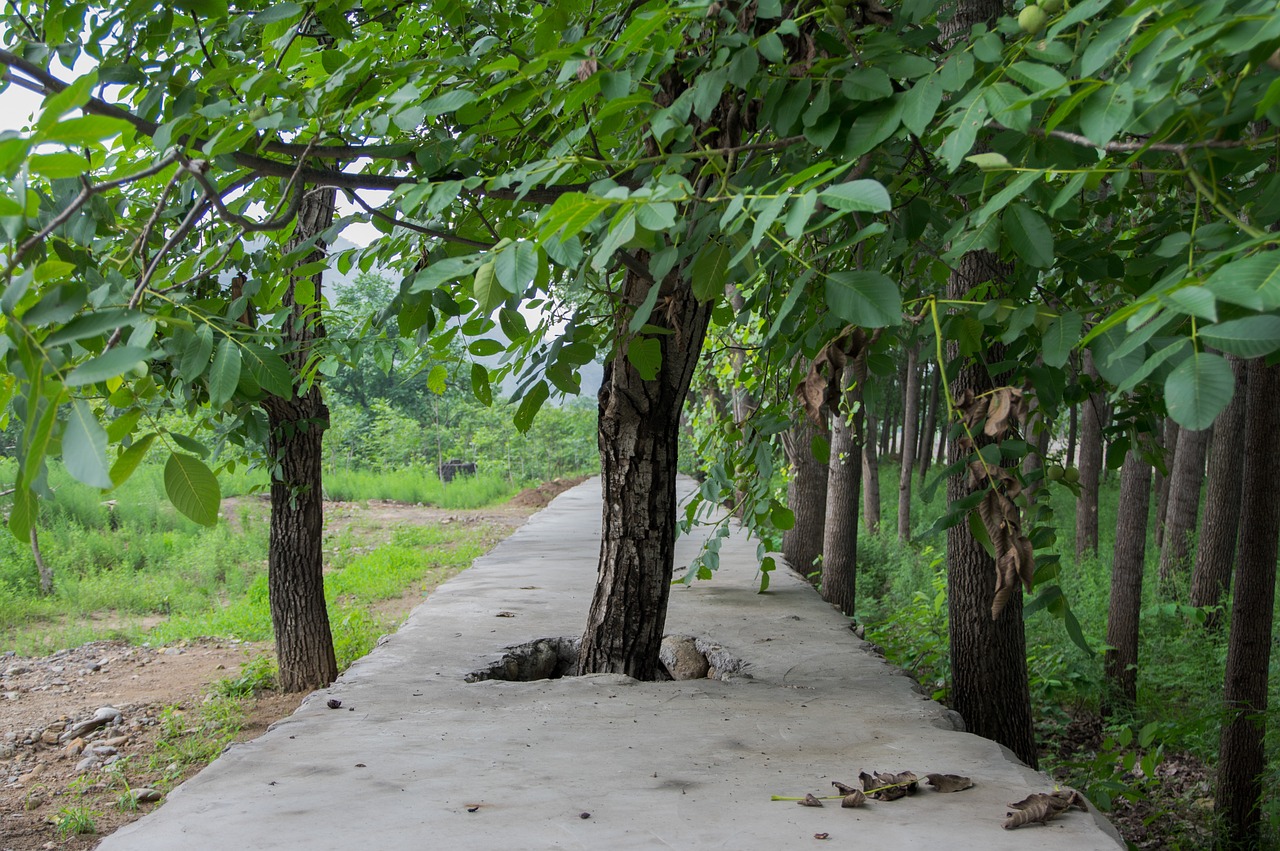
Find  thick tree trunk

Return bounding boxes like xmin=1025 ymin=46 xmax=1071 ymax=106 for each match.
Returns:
xmin=919 ymin=367 xmax=940 ymax=483
xmin=783 ymin=412 xmax=828 ymax=581
xmin=1102 ymin=448 xmax=1152 ymax=719
xmin=1157 ymin=424 xmax=1208 ymax=587
xmin=264 ymin=185 xmax=338 ymax=693
xmin=1216 ymin=359 xmax=1280 ymax=850
xmin=822 ymin=357 xmax=865 ymax=617
xmin=945 ymin=254 xmax=1038 ymax=769
xmin=1075 ymin=351 xmax=1105 ymax=559
xmin=1189 ymin=354 xmax=1246 ymax=627
xmin=898 ymin=346 xmax=921 ymax=542
xmin=862 ymin=409 xmax=881 ymax=534
xmin=577 ymin=267 xmax=711 ymax=679
xmin=1154 ymin=417 xmax=1179 ymax=550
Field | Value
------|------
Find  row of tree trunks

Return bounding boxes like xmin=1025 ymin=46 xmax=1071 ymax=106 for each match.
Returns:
xmin=1189 ymin=355 xmax=1247 ymax=626
xmin=1216 ymin=359 xmax=1280 ymax=849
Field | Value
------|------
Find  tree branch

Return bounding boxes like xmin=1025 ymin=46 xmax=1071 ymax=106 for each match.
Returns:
xmin=345 ymin=191 xmax=497 ymax=249
xmin=1024 ymin=125 xmax=1275 ymax=154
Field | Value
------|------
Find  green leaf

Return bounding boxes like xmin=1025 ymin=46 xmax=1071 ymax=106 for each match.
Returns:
xmin=208 ymin=339 xmax=242 ymax=407
xmin=1165 ymin=351 xmax=1233 ymax=431
xmin=1117 ymin=339 xmax=1189 ymax=395
xmin=40 ymin=115 xmax=132 ymax=144
xmin=164 ymin=453 xmax=221 ymax=527
xmin=825 ymin=271 xmax=901 ymax=328
xmin=1079 ymin=82 xmax=1134 ymax=147
xmin=784 ymin=191 xmax=817 ymax=239
xmin=36 ymin=70 xmax=96 ymax=132
xmin=241 ymin=343 xmax=294 ymax=398
xmin=108 ymin=433 xmax=155 ymax=488
xmin=513 ymin=380 xmax=550 ymax=433
xmin=627 ymin=336 xmax=663 ymax=380
xmin=471 ymin=363 xmax=492 ymax=406
xmin=771 ymin=504 xmax=796 ymax=531
xmin=939 ymin=95 xmax=989 ymax=171
xmin=473 ymin=260 xmax=505 ymax=314
xmin=253 ymin=3 xmax=303 ymax=25
xmin=45 ymin=310 xmax=137 ymax=346
xmin=422 ymin=89 xmax=477 ymax=116
xmin=1041 ymin=312 xmax=1082 ymax=368
xmin=820 ymin=179 xmax=891 ymax=213
xmin=1205 ymin=252 xmax=1280 ymax=311
xmin=965 ymin=152 xmax=1010 ymax=170
xmin=8 ymin=486 xmax=34 ymax=541
xmin=1163 ymin=285 xmax=1217 ymax=322
xmin=1003 ymin=202 xmax=1054 ymax=268
xmin=427 ymin=364 xmax=448 ymax=394
xmin=171 ymin=433 xmax=209 ymax=459
xmin=179 ymin=324 xmax=215 ymax=380
xmin=64 ymin=346 xmax=151 ymax=387
xmin=30 ymin=152 xmax=89 ymax=179
xmin=901 ymin=74 xmax=943 ymax=137
xmin=691 ymin=240 xmax=731 ymax=302
xmin=495 ymin=241 xmax=539 ymax=294
xmin=63 ymin=400 xmax=113 ymax=489
xmin=1199 ymin=316 xmax=1280 ymax=358
xmin=468 ymin=338 xmax=504 ymax=357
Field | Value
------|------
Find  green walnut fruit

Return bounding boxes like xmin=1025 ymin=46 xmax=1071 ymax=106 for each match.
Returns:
xmin=1064 ymin=466 xmax=1080 ymax=484
xmin=1046 ymin=464 xmax=1065 ymax=482
xmin=1018 ymin=4 xmax=1048 ymax=34
xmin=1039 ymin=0 xmax=1063 ymax=13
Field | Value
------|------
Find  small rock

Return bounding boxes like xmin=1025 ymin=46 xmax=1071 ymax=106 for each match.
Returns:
xmin=23 ymin=790 xmax=45 ymax=810
xmin=88 ymin=745 xmax=117 ymax=756
xmin=75 ymin=756 xmax=99 ymax=772
xmin=39 ymin=731 xmax=59 ymax=745
xmin=103 ymin=736 xmax=129 ymax=747
xmin=0 ymin=742 xmax=16 ymax=759
xmin=162 ymin=647 xmax=183 ymax=656
xmin=60 ymin=706 xmax=122 ymax=742
xmin=659 ymin=635 xmax=709 ymax=680
xmin=131 ymin=788 xmax=163 ymax=803
xmin=64 ymin=738 xmax=85 ymax=756
xmin=4 ymin=664 xmax=30 ymax=677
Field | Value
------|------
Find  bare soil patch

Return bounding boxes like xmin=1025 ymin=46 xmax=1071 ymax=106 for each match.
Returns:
xmin=0 ymin=481 xmax=586 ymax=850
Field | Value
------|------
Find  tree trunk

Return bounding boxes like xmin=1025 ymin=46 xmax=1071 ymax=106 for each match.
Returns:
xmin=1066 ymin=400 xmax=1078 ymax=469
xmin=822 ymin=356 xmax=865 ymax=617
xmin=1102 ymin=447 xmax=1152 ymax=719
xmin=1157 ymin=424 xmax=1208 ymax=588
xmin=945 ymin=253 xmax=1038 ymax=769
xmin=1021 ymin=383 xmax=1051 ymax=504
xmin=783 ymin=411 xmax=829 ymax=582
xmin=1189 ymin=354 xmax=1247 ymax=627
xmin=1216 ymin=359 xmax=1280 ymax=850
xmin=263 ymin=185 xmax=338 ymax=693
xmin=1075 ymin=350 xmax=1105 ymax=559
xmin=898 ymin=346 xmax=921 ymax=542
xmin=919 ymin=367 xmax=940 ymax=483
xmin=577 ymin=266 xmax=712 ymax=679
xmin=1155 ymin=417 xmax=1179 ymax=550
xmin=30 ymin=527 xmax=52 ymax=595
xmin=862 ymin=408 xmax=881 ymax=534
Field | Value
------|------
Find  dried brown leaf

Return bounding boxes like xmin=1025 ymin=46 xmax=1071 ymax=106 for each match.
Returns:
xmin=799 ymin=793 xmax=825 ymax=807
xmin=984 ymin=388 xmax=1013 ymax=437
xmin=859 ymin=770 xmax=918 ymax=801
xmin=841 ymin=790 xmax=867 ymax=808
xmin=832 ymin=781 xmax=859 ymax=796
xmin=925 ymin=773 xmax=974 ymax=793
xmin=1003 ymin=790 xmax=1088 ymax=830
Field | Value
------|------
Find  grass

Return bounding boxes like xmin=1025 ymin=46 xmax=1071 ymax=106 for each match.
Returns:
xmin=322 ymin=467 xmax=522 ymax=508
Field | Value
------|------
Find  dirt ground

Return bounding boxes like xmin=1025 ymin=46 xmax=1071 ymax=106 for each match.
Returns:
xmin=0 ymin=478 xmax=586 ymax=851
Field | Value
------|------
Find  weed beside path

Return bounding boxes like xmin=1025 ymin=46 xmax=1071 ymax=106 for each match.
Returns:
xmin=0 ymin=479 xmax=584 ymax=850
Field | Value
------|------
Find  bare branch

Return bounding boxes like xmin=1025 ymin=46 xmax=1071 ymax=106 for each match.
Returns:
xmin=345 ymin=191 xmax=496 ymax=249
xmin=1024 ymin=125 xmax=1275 ymax=154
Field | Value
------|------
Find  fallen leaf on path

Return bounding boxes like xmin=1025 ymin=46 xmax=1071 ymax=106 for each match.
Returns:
xmin=831 ymin=781 xmax=859 ymax=796
xmin=841 ymin=790 xmax=867 ymax=808
xmin=926 ymin=773 xmax=974 ymax=793
xmin=799 ymin=793 xmax=825 ymax=807
xmin=859 ymin=770 xmax=919 ymax=801
xmin=1003 ymin=789 xmax=1088 ymax=829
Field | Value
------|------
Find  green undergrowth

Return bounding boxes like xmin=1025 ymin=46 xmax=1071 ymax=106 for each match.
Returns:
xmin=856 ymin=462 xmax=1280 ymax=842
xmin=322 ymin=467 xmax=522 ymax=508
xmin=1 ymin=460 xmax=507 ymax=657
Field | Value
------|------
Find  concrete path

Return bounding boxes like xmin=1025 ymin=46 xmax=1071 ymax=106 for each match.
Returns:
xmin=101 ymin=478 xmax=1121 ymax=850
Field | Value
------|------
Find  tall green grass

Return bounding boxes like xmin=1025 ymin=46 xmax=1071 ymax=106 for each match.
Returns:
xmin=321 ymin=467 xmax=520 ymax=508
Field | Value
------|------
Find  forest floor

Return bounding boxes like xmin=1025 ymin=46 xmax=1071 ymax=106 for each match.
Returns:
xmin=0 ymin=477 xmax=586 ymax=851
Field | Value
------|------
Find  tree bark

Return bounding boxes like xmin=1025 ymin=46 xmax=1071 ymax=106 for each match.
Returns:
xmin=1021 ymin=382 xmax=1051 ymax=504
xmin=263 ymin=185 xmax=338 ymax=693
xmin=1065 ymin=400 xmax=1078 ymax=469
xmin=1216 ymin=359 xmax=1280 ymax=850
xmin=898 ymin=346 xmax=921 ymax=542
xmin=1189 ymin=354 xmax=1247 ymax=627
xmin=1102 ymin=447 xmax=1152 ymax=719
xmin=862 ymin=407 xmax=881 ymax=534
xmin=1075 ymin=350 xmax=1105 ymax=559
xmin=30 ymin=527 xmax=52 ymax=595
xmin=1154 ymin=417 xmax=1179 ymax=551
xmin=1157 ymin=424 xmax=1208 ymax=588
xmin=919 ymin=367 xmax=940 ymax=483
xmin=577 ymin=266 xmax=712 ymax=679
xmin=783 ymin=411 xmax=829 ymax=582
xmin=945 ymin=253 xmax=1038 ymax=769
xmin=822 ymin=356 xmax=865 ymax=617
